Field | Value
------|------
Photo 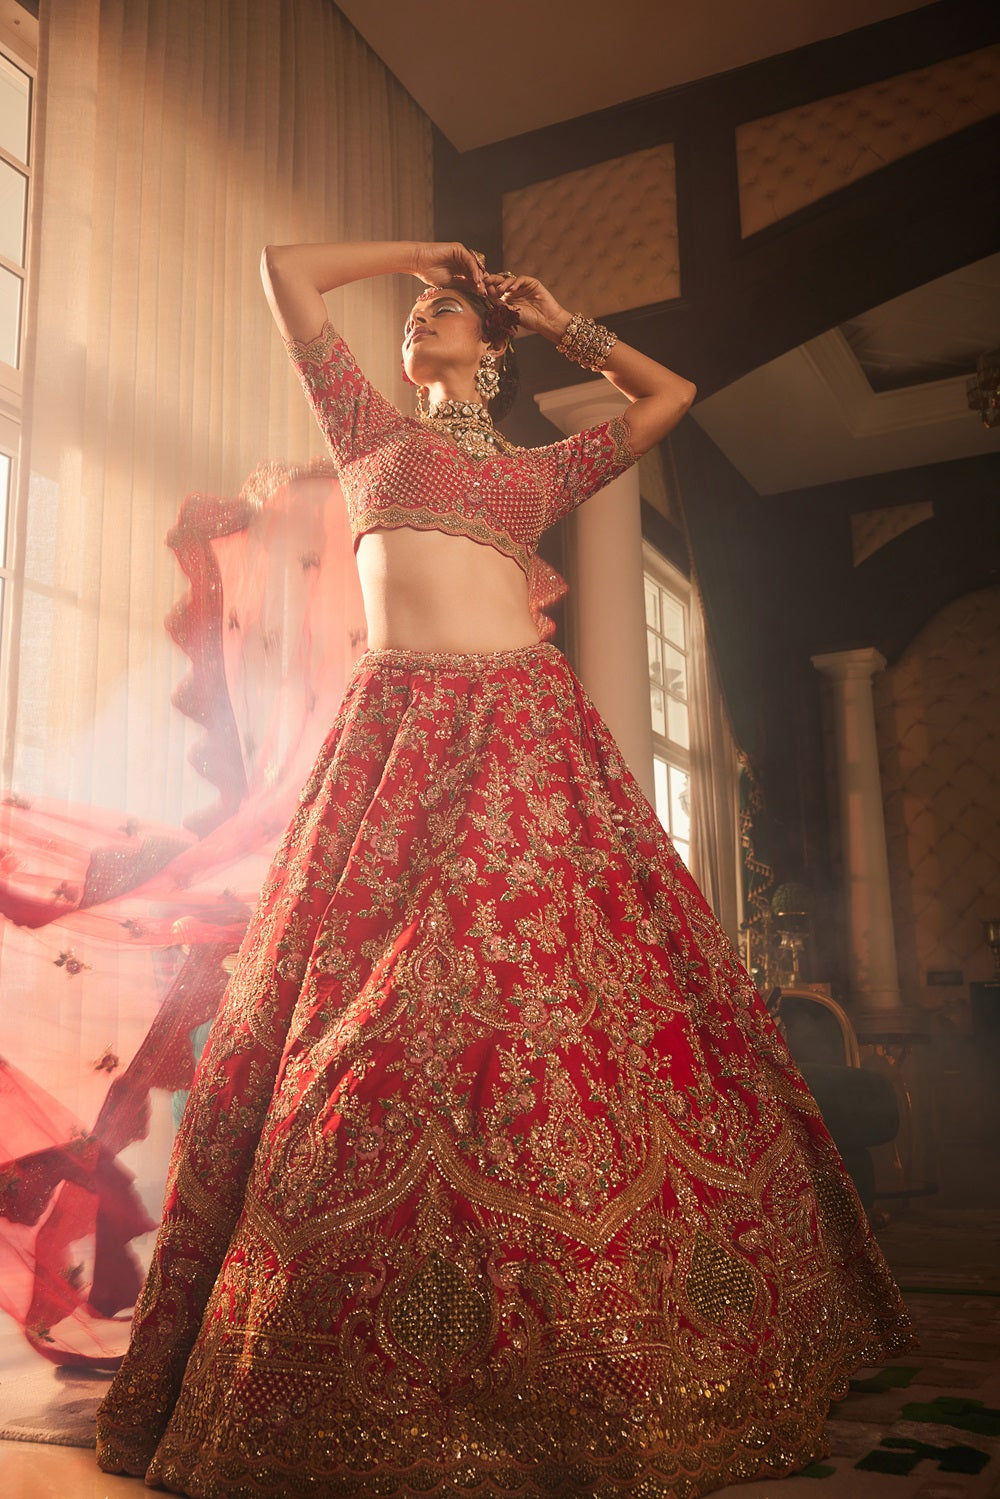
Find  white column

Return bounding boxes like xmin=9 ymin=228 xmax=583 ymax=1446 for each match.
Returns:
xmin=536 ymin=382 xmax=654 ymax=803
xmin=812 ymin=647 xmax=908 ymax=1029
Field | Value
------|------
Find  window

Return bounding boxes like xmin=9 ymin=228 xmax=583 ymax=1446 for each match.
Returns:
xmin=0 ymin=4 xmax=35 ymax=731
xmin=0 ymin=447 xmax=10 ymax=657
xmin=0 ymin=50 xmax=30 ymax=367
xmin=643 ymin=547 xmax=691 ymax=866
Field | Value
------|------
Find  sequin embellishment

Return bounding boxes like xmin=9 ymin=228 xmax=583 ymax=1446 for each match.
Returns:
xmin=96 ymin=646 xmax=916 ymax=1497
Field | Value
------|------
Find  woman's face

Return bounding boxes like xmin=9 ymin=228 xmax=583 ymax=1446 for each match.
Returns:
xmin=401 ymin=290 xmax=487 ymax=385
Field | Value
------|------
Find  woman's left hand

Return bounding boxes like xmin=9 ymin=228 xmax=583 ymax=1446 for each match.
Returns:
xmin=484 ymin=272 xmax=569 ymax=342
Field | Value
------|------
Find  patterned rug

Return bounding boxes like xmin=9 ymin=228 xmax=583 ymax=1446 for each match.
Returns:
xmin=718 ymin=1209 xmax=1000 ymax=1496
xmin=750 ymin=1291 xmax=1000 ymax=1498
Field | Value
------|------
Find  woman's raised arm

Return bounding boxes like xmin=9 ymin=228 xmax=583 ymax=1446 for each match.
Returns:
xmin=260 ymin=240 xmax=487 ymax=345
xmin=484 ymin=271 xmax=697 ymax=455
xmin=593 ymin=335 xmax=698 ymax=455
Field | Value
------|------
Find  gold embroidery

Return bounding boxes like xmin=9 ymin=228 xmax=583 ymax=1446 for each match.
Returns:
xmin=353 ymin=499 xmax=532 ymax=574
xmin=282 ymin=321 xmax=340 ymax=366
xmin=388 ymin=1253 xmax=493 ymax=1368
xmin=610 ymin=412 xmax=641 ymax=467
xmin=96 ymin=644 xmax=916 ymax=1496
xmin=685 ymin=1233 xmax=758 ymax=1326
xmin=282 ymin=320 xmax=640 ymax=582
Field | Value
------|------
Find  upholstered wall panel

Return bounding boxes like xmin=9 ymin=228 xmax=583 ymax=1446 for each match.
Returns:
xmin=502 ymin=144 xmax=679 ymax=316
xmin=737 ymin=44 xmax=1000 ymax=237
xmin=874 ymin=587 xmax=1000 ymax=1014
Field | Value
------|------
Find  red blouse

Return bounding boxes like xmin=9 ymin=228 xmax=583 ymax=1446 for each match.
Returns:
xmin=285 ymin=321 xmax=640 ymax=579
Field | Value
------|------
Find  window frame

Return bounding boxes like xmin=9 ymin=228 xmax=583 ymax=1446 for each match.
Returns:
xmin=643 ymin=542 xmax=692 ymax=866
xmin=0 ymin=13 xmax=34 ymax=402
xmin=0 ymin=5 xmax=36 ymax=785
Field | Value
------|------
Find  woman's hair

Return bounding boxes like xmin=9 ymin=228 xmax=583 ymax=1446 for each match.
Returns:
xmin=454 ymin=286 xmax=520 ymax=422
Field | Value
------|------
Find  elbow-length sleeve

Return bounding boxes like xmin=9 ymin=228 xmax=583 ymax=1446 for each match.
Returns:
xmin=284 ymin=320 xmax=407 ymax=471
xmin=529 ymin=414 xmax=641 ymax=531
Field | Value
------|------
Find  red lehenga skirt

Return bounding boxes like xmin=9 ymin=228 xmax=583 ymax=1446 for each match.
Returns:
xmin=96 ymin=642 xmax=915 ymax=1498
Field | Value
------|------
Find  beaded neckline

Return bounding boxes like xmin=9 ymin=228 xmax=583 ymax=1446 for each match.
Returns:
xmin=419 ymin=399 xmax=516 ymax=459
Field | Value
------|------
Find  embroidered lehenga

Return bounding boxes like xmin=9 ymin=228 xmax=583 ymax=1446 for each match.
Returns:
xmin=96 ymin=325 xmax=915 ymax=1497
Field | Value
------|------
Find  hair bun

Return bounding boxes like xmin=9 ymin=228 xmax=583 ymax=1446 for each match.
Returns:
xmin=482 ymin=300 xmax=520 ymax=345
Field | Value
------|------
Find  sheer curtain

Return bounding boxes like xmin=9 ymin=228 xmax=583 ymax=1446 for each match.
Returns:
xmin=0 ymin=0 xmax=431 ymax=1399
xmin=12 ymin=0 xmax=432 ymax=824
xmin=688 ymin=576 xmax=744 ymax=950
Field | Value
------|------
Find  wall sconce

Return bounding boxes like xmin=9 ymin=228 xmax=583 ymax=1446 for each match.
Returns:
xmin=967 ymin=350 xmax=1000 ymax=429
xmin=985 ymin=918 xmax=1000 ymax=981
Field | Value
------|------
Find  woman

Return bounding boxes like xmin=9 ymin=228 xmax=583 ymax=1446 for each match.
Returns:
xmin=96 ymin=240 xmax=914 ymax=1496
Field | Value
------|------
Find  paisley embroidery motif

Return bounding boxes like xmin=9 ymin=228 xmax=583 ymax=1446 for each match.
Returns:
xmin=97 ymin=646 xmax=915 ymax=1495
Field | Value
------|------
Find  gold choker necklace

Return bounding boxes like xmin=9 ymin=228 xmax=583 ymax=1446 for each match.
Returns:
xmin=420 ymin=399 xmax=515 ymax=458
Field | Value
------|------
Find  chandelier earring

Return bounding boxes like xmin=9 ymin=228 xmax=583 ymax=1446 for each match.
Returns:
xmin=474 ymin=351 xmax=501 ymax=404
xmin=416 ymin=386 xmax=430 ymax=419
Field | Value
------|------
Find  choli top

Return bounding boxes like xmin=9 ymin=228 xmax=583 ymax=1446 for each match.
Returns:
xmin=285 ymin=322 xmax=640 ymax=584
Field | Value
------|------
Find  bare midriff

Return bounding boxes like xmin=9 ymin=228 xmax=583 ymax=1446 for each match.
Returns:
xmin=357 ymin=527 xmax=540 ymax=653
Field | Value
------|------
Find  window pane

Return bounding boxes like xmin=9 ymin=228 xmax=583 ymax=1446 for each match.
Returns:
xmin=650 ymin=684 xmax=665 ymax=737
xmin=0 ymin=156 xmax=26 ymax=265
xmin=0 ymin=262 xmax=21 ymax=364
xmin=0 ymin=451 xmax=9 ymax=565
xmin=672 ymin=836 xmax=691 ymax=870
xmin=644 ymin=577 xmax=659 ymax=630
xmin=647 ymin=630 xmax=665 ymax=734
xmin=669 ymin=765 xmax=691 ymax=843
xmin=0 ymin=55 xmax=29 ymax=164
xmin=653 ymin=755 xmax=669 ymax=831
xmin=659 ymin=588 xmax=685 ymax=648
xmin=663 ymin=641 xmax=686 ymax=701
xmin=646 ymin=627 xmax=662 ymax=687
xmin=667 ymin=697 xmax=689 ymax=748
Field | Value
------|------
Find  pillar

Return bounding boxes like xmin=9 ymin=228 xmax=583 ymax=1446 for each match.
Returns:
xmin=535 ymin=381 xmax=654 ymax=803
xmin=811 ymin=646 xmax=910 ymax=1030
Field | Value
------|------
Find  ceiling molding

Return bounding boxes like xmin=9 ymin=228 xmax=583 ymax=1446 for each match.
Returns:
xmin=802 ymin=331 xmax=987 ymax=439
xmin=692 ymin=327 xmax=1000 ymax=494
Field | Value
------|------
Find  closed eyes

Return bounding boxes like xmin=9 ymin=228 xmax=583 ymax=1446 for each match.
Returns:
xmin=405 ymin=300 xmax=464 ymax=335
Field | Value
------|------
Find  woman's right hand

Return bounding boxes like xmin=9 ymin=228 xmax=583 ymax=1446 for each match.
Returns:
xmin=261 ymin=240 xmax=487 ymax=346
xmin=411 ymin=242 xmax=487 ymax=295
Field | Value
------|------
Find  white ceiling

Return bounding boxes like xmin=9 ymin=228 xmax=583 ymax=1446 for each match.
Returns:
xmin=336 ymin=0 xmax=931 ymax=151
xmin=692 ymin=255 xmax=1000 ymax=494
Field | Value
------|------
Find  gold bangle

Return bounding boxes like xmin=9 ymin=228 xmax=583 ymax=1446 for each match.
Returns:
xmin=556 ymin=313 xmax=617 ymax=372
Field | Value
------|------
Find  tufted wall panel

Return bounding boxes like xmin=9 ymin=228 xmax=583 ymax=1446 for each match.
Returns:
xmin=874 ymin=588 xmax=1000 ymax=1015
xmin=737 ymin=44 xmax=1000 ymax=238
xmin=502 ymin=144 xmax=679 ymax=317
xmin=851 ymin=501 xmax=934 ymax=567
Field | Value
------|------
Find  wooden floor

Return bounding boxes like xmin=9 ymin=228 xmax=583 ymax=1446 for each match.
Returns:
xmin=2 ymin=1439 xmax=146 ymax=1497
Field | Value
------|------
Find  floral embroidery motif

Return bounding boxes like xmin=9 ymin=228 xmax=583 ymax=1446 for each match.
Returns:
xmin=283 ymin=320 xmax=639 ymax=580
xmin=97 ymin=646 xmax=915 ymax=1495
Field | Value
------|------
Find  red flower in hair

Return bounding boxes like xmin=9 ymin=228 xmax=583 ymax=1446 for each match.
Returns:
xmin=483 ymin=299 xmax=520 ymax=346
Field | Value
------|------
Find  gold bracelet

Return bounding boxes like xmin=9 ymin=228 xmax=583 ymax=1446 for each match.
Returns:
xmin=556 ymin=313 xmax=617 ymax=372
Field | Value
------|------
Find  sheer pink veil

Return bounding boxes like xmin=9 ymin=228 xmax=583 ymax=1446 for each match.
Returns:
xmin=0 ymin=463 xmax=367 ymax=1366
xmin=0 ymin=456 xmax=566 ymax=1367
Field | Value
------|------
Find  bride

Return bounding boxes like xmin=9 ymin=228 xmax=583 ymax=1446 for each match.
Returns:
xmin=96 ymin=238 xmax=914 ymax=1497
